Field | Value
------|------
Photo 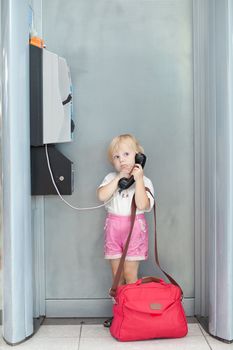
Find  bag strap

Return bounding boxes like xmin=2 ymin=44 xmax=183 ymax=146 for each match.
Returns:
xmin=146 ymin=187 xmax=183 ymax=295
xmin=109 ymin=188 xmax=183 ymax=297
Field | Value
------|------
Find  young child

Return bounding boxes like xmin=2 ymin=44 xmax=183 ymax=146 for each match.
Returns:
xmin=97 ymin=134 xmax=154 ymax=327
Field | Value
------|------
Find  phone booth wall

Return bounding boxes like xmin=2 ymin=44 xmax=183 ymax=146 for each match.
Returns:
xmin=1 ymin=0 xmax=33 ymax=344
xmin=40 ymin=0 xmax=195 ymax=318
xmin=193 ymin=0 xmax=233 ymax=341
xmin=2 ymin=0 xmax=233 ymax=345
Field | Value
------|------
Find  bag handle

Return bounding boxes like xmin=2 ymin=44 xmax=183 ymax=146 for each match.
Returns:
xmin=109 ymin=188 xmax=183 ymax=297
xmin=136 ymin=276 xmax=163 ymax=285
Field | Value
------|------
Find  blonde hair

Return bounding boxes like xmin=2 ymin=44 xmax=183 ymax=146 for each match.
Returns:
xmin=108 ymin=134 xmax=144 ymax=163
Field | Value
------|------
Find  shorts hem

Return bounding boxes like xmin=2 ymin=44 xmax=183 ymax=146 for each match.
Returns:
xmin=125 ymin=256 xmax=148 ymax=261
xmin=105 ymin=255 xmax=147 ymax=261
xmin=104 ymin=254 xmax=122 ymax=260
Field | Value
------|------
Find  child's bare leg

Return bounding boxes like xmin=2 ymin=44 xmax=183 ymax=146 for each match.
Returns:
xmin=109 ymin=259 xmax=125 ymax=285
xmin=124 ymin=261 xmax=139 ymax=284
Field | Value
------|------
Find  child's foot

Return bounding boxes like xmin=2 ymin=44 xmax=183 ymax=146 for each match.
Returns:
xmin=103 ymin=317 xmax=113 ymax=328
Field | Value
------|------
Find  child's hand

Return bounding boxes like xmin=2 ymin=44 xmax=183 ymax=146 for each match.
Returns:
xmin=131 ymin=164 xmax=144 ymax=181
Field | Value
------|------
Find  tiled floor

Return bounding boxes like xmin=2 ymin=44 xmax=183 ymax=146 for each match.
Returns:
xmin=0 ymin=321 xmax=233 ymax=349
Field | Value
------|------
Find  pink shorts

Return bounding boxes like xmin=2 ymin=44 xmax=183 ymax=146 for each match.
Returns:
xmin=104 ymin=213 xmax=148 ymax=261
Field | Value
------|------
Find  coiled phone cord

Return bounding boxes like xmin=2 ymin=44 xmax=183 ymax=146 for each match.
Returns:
xmin=45 ymin=144 xmax=112 ymax=210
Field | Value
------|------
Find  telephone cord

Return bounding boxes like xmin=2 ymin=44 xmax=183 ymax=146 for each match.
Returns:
xmin=45 ymin=144 xmax=113 ymax=210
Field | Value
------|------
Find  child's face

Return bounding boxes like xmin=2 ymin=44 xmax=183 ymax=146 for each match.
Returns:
xmin=112 ymin=142 xmax=136 ymax=174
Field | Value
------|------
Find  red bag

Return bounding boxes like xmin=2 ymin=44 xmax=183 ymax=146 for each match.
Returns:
xmin=109 ymin=190 xmax=188 ymax=341
xmin=110 ymin=277 xmax=188 ymax=341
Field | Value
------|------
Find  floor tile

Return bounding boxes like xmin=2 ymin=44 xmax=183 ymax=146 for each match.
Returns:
xmin=196 ymin=319 xmax=210 ymax=337
xmin=0 ymin=327 xmax=79 ymax=349
xmin=0 ymin=335 xmax=9 ymax=348
xmin=188 ymin=323 xmax=204 ymax=336
xmin=79 ymin=335 xmax=210 ymax=350
xmin=198 ymin=324 xmax=209 ymax=337
xmin=1 ymin=337 xmax=79 ymax=350
xmin=0 ymin=320 xmax=213 ymax=350
xmin=34 ymin=325 xmax=81 ymax=338
xmin=206 ymin=336 xmax=233 ymax=349
xmin=81 ymin=324 xmax=111 ymax=338
xmin=80 ymin=323 xmax=203 ymax=339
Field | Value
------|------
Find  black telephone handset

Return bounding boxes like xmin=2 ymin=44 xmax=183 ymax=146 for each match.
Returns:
xmin=118 ymin=153 xmax=147 ymax=191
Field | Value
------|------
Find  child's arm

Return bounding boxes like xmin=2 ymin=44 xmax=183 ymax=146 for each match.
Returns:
xmin=97 ymin=175 xmax=120 ymax=202
xmin=132 ymin=164 xmax=150 ymax=210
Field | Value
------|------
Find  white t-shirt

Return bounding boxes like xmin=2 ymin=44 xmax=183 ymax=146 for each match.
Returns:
xmin=99 ymin=172 xmax=155 ymax=216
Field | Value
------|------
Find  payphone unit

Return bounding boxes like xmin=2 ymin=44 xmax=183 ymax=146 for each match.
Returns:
xmin=30 ymin=44 xmax=75 ymax=195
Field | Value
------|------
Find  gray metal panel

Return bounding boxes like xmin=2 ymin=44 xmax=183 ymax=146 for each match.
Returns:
xmin=32 ymin=197 xmax=46 ymax=318
xmin=194 ymin=0 xmax=233 ymax=342
xmin=42 ymin=0 xmax=194 ymax=316
xmin=45 ymin=298 xmax=194 ymax=318
xmin=211 ymin=0 xmax=233 ymax=340
xmin=193 ymin=0 xmax=211 ymax=319
xmin=1 ymin=0 xmax=33 ymax=344
xmin=29 ymin=0 xmax=46 ymax=320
